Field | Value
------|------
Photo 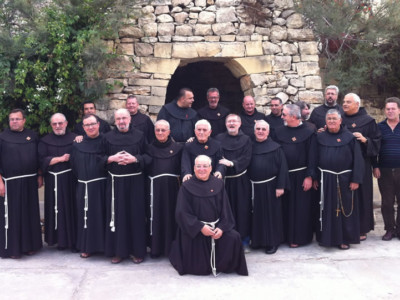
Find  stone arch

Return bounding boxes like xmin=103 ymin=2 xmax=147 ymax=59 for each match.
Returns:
xmin=165 ymin=59 xmax=247 ymax=113
xmin=100 ymin=1 xmax=325 ymax=122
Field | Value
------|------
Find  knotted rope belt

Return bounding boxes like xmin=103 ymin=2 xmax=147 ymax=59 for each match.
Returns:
xmin=250 ymin=176 xmax=277 ymax=208
xmin=48 ymin=169 xmax=72 ymax=230
xmin=201 ymin=219 xmax=220 ymax=277
xmin=108 ymin=171 xmax=142 ymax=232
xmin=77 ymin=177 xmax=107 ymax=229
xmin=224 ymin=169 xmax=247 ymax=184
xmin=288 ymin=166 xmax=307 ymax=173
xmin=148 ymin=173 xmax=179 ymax=236
xmin=318 ymin=167 xmax=353 ymax=231
xmin=2 ymin=172 xmax=37 ymax=249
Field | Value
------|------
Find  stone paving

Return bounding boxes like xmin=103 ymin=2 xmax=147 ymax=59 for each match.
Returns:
xmin=1 ymin=180 xmax=399 ymax=300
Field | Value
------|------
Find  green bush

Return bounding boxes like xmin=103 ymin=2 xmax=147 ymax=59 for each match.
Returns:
xmin=0 ymin=0 xmax=134 ymax=134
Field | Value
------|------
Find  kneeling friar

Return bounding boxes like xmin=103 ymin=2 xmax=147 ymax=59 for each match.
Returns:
xmin=169 ymin=155 xmax=248 ymax=276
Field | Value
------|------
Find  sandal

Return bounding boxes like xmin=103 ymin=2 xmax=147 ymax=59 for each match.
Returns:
xmin=132 ymin=256 xmax=144 ymax=264
xmin=338 ymin=244 xmax=350 ymax=250
xmin=289 ymin=243 xmax=299 ymax=248
xmin=80 ymin=252 xmax=91 ymax=258
xmin=111 ymin=256 xmax=122 ymax=264
xmin=360 ymin=234 xmax=367 ymax=241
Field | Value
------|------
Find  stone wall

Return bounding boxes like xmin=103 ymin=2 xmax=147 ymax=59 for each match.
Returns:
xmin=97 ymin=0 xmax=323 ymax=121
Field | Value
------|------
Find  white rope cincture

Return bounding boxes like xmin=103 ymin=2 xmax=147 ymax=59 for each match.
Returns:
xmin=224 ymin=169 xmax=247 ymax=184
xmin=48 ymin=169 xmax=72 ymax=230
xmin=2 ymin=173 xmax=37 ymax=249
xmin=78 ymin=177 xmax=107 ymax=229
xmin=201 ymin=219 xmax=220 ymax=277
xmin=108 ymin=171 xmax=142 ymax=232
xmin=288 ymin=166 xmax=307 ymax=173
xmin=250 ymin=176 xmax=277 ymax=209
xmin=148 ymin=173 xmax=179 ymax=236
xmin=318 ymin=168 xmax=352 ymax=231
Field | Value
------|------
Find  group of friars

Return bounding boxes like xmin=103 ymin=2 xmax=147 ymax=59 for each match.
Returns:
xmin=0 ymin=84 xmax=383 ymax=277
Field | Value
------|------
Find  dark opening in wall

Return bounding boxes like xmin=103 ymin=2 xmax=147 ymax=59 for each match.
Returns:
xmin=166 ymin=61 xmax=244 ymax=114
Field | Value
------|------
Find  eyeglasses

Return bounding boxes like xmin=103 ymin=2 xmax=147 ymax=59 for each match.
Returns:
xmin=155 ymin=128 xmax=168 ymax=132
xmin=255 ymin=127 xmax=267 ymax=131
xmin=281 ymin=113 xmax=287 ymax=117
xmin=51 ymin=122 xmax=65 ymax=126
xmin=9 ymin=118 xmax=23 ymax=122
xmin=83 ymin=122 xmax=98 ymax=128
xmin=226 ymin=120 xmax=239 ymax=123
xmin=195 ymin=164 xmax=211 ymax=169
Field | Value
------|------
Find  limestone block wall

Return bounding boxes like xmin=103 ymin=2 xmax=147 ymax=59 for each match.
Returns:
xmin=97 ymin=0 xmax=323 ymax=121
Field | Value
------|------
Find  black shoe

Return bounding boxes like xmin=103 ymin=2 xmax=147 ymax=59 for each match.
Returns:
xmin=382 ymin=230 xmax=396 ymax=241
xmin=265 ymin=246 xmax=278 ymax=254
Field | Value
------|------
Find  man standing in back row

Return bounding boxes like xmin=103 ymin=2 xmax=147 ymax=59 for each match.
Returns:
xmin=341 ymin=93 xmax=381 ymax=241
xmin=197 ymin=88 xmax=230 ymax=137
xmin=239 ymin=96 xmax=266 ymax=138
xmin=309 ymin=85 xmax=343 ymax=131
xmin=126 ymin=95 xmax=155 ymax=143
xmin=157 ymin=88 xmax=198 ymax=143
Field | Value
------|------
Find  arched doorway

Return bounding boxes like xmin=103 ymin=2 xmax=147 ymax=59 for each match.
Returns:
xmin=166 ymin=61 xmax=244 ymax=114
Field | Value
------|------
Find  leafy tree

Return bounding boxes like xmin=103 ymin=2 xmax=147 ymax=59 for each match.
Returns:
xmin=295 ymin=0 xmax=400 ymax=97
xmin=0 ymin=0 xmax=134 ymax=133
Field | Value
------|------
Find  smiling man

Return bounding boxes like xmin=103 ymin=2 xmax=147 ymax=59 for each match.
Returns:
xmin=309 ymin=85 xmax=344 ymax=131
xmin=157 ymin=88 xmax=198 ymax=143
xmin=144 ymin=120 xmax=184 ymax=258
xmin=239 ymin=95 xmax=266 ymax=137
xmin=181 ymin=119 xmax=225 ymax=182
xmin=215 ymin=114 xmax=252 ymax=252
xmin=373 ymin=97 xmax=400 ymax=241
xmin=316 ymin=109 xmax=364 ymax=250
xmin=0 ymin=109 xmax=43 ymax=258
xmin=169 ymin=155 xmax=248 ymax=276
xmin=197 ymin=88 xmax=230 ymax=137
xmin=273 ymin=104 xmax=317 ymax=248
xmin=70 ymin=114 xmax=107 ymax=259
xmin=74 ymin=100 xmax=111 ymax=136
xmin=38 ymin=113 xmax=78 ymax=251
xmin=103 ymin=108 xmax=147 ymax=264
xmin=248 ymin=120 xmax=289 ymax=254
xmin=341 ymin=93 xmax=381 ymax=241
xmin=126 ymin=95 xmax=155 ymax=143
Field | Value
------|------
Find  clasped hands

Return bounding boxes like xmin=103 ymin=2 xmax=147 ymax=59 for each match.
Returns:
xmin=108 ymin=151 xmax=137 ymax=165
xmin=201 ymin=225 xmax=223 ymax=239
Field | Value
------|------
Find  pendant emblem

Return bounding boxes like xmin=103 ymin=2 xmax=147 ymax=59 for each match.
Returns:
xmin=292 ymin=137 xmax=296 ymax=142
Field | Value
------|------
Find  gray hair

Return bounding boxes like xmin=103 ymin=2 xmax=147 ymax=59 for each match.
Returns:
xmin=50 ymin=113 xmax=67 ymax=123
xmin=325 ymin=85 xmax=339 ymax=95
xmin=114 ymin=108 xmax=130 ymax=117
xmin=207 ymin=88 xmax=220 ymax=97
xmin=195 ymin=155 xmax=212 ymax=166
xmin=254 ymin=119 xmax=270 ymax=131
xmin=226 ymin=114 xmax=241 ymax=123
xmin=195 ymin=119 xmax=212 ymax=131
xmin=284 ymin=104 xmax=301 ymax=120
xmin=345 ymin=93 xmax=361 ymax=106
xmin=326 ymin=109 xmax=342 ymax=120
xmin=155 ymin=119 xmax=170 ymax=130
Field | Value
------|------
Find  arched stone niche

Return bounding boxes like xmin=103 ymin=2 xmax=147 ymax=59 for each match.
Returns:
xmin=99 ymin=0 xmax=324 ymax=121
